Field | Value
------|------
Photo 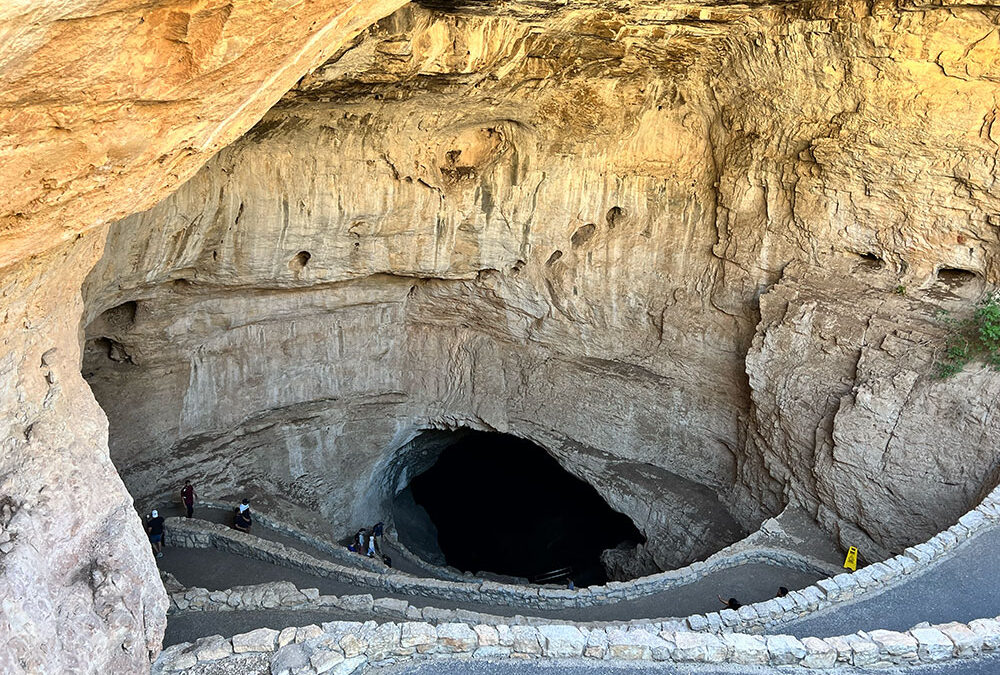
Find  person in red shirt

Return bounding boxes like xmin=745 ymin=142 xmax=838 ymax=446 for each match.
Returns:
xmin=181 ymin=481 xmax=195 ymax=518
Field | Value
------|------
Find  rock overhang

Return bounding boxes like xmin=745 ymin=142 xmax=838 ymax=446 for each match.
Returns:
xmin=2 ymin=0 xmax=1000 ymax=669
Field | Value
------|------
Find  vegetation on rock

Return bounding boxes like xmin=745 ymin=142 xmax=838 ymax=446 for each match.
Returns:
xmin=935 ymin=294 xmax=1000 ymax=378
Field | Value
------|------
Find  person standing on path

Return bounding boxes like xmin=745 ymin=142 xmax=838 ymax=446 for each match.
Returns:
xmin=357 ymin=528 xmax=367 ymax=554
xmin=147 ymin=509 xmax=165 ymax=558
xmin=181 ymin=481 xmax=195 ymax=518
xmin=372 ymin=521 xmax=384 ymax=552
xmin=234 ymin=499 xmax=252 ymax=533
xmin=367 ymin=533 xmax=377 ymax=558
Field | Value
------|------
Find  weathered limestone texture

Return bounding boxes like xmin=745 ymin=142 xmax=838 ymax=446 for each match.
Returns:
xmin=0 ymin=0 xmax=408 ymax=671
xmin=0 ymin=0 xmax=408 ymax=270
xmin=0 ymin=233 xmax=168 ymax=673
xmin=747 ymin=262 xmax=1000 ymax=559
xmin=82 ymin=0 xmax=1000 ymax=577
xmin=2 ymin=0 xmax=1000 ymax=668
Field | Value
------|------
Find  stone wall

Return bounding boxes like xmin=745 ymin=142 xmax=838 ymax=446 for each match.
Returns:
xmin=157 ymin=483 xmax=1000 ymax=672
xmin=2 ymin=1 xmax=1000 ymax=670
xmin=163 ymin=478 xmax=1000 ymax=628
xmin=163 ymin=516 xmax=828 ymax=614
xmin=156 ymin=615 xmax=1000 ymax=672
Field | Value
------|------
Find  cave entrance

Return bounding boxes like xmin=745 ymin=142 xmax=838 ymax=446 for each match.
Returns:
xmin=392 ymin=431 xmax=644 ymax=586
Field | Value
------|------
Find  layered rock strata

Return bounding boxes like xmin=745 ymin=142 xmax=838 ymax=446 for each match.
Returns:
xmin=0 ymin=0 xmax=407 ymax=670
xmin=1 ymin=0 xmax=1000 ymax=669
xmin=0 ymin=0 xmax=408 ymax=269
xmin=82 ymin=0 xmax=1000 ymax=575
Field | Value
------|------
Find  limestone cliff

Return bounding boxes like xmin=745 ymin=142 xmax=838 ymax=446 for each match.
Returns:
xmin=0 ymin=0 xmax=405 ymax=670
xmin=83 ymin=0 xmax=1000 ymax=572
xmin=1 ymin=0 xmax=1000 ymax=669
xmin=0 ymin=0 xmax=407 ymax=270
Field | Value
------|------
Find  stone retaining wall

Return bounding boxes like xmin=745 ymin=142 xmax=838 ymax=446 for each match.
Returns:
xmin=190 ymin=499 xmax=835 ymax=586
xmin=163 ymin=519 xmax=833 ymax=614
xmin=154 ymin=614 xmax=1000 ymax=673
xmin=165 ymin=482 xmax=1000 ymax=634
xmin=190 ymin=501 xmax=387 ymax=574
xmin=158 ymin=485 xmax=1000 ymax=673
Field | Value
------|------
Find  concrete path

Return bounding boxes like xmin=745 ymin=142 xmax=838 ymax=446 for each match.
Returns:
xmin=373 ymin=655 xmax=1000 ymax=675
xmin=163 ymin=654 xmax=1000 ymax=675
xmin=158 ymin=506 xmax=1000 ymax=664
xmin=156 ymin=505 xmax=432 ymax=579
xmin=778 ymin=527 xmax=1000 ymax=638
xmin=159 ymin=546 xmax=818 ymax=646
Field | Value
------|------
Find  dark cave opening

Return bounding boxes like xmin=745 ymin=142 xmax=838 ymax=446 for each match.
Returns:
xmin=396 ymin=431 xmax=645 ymax=586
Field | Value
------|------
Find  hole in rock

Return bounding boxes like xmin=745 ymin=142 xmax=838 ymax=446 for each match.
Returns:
xmin=289 ymin=251 xmax=312 ymax=270
xmin=936 ymin=267 xmax=976 ymax=284
xmin=97 ymin=301 xmax=137 ymax=332
xmin=413 ymin=0 xmax=490 ymax=10
xmin=855 ymin=252 xmax=883 ymax=269
xmin=86 ymin=337 xmax=134 ymax=365
xmin=393 ymin=431 xmax=644 ymax=586
xmin=571 ymin=223 xmax=596 ymax=248
xmin=546 ymin=250 xmax=563 ymax=265
xmin=606 ymin=206 xmax=625 ymax=229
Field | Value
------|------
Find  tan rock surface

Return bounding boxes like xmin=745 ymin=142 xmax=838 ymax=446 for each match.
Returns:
xmin=0 ymin=0 xmax=408 ymax=271
xmin=0 ymin=0 xmax=406 ymax=670
xmin=0 ymin=233 xmax=168 ymax=673
xmin=81 ymin=0 xmax=1000 ymax=570
xmin=1 ymin=0 xmax=1000 ymax=668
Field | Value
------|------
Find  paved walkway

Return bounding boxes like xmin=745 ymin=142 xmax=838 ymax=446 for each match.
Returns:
xmin=375 ymin=655 xmax=1000 ymax=675
xmin=159 ymin=546 xmax=818 ymax=645
xmin=158 ymin=508 xmax=1000 ymax=659
xmin=156 ymin=505 xmax=432 ymax=579
xmin=778 ymin=527 xmax=1000 ymax=638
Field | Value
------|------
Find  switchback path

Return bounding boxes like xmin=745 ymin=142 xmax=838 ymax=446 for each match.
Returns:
xmin=375 ymin=655 xmax=1000 ymax=675
xmin=159 ymin=546 xmax=818 ymax=645
xmin=777 ymin=526 xmax=1000 ymax=638
xmin=154 ymin=505 xmax=431 ymax=578
xmin=157 ymin=507 xmax=1000 ymax=656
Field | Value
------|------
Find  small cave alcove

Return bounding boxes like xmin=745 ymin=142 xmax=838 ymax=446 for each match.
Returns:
xmin=391 ymin=431 xmax=645 ymax=587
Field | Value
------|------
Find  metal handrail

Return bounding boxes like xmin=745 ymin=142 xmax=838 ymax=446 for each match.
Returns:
xmin=531 ymin=566 xmax=573 ymax=584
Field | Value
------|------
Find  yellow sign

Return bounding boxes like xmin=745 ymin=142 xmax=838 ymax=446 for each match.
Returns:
xmin=844 ymin=546 xmax=858 ymax=572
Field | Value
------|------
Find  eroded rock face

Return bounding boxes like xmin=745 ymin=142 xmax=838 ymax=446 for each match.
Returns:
xmin=2 ymin=0 xmax=1000 ymax=666
xmin=747 ymin=261 xmax=1000 ymax=559
xmin=0 ymin=234 xmax=168 ymax=672
xmin=0 ymin=0 xmax=408 ymax=270
xmin=81 ymin=0 xmax=1000 ymax=577
xmin=0 ymin=0 xmax=408 ymax=670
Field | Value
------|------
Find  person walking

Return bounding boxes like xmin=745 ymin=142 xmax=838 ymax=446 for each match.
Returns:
xmin=180 ymin=481 xmax=195 ymax=518
xmin=147 ymin=509 xmax=165 ymax=558
xmin=367 ymin=533 xmax=377 ymax=558
xmin=717 ymin=594 xmax=741 ymax=610
xmin=372 ymin=521 xmax=384 ymax=553
xmin=356 ymin=528 xmax=366 ymax=554
xmin=234 ymin=499 xmax=252 ymax=533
